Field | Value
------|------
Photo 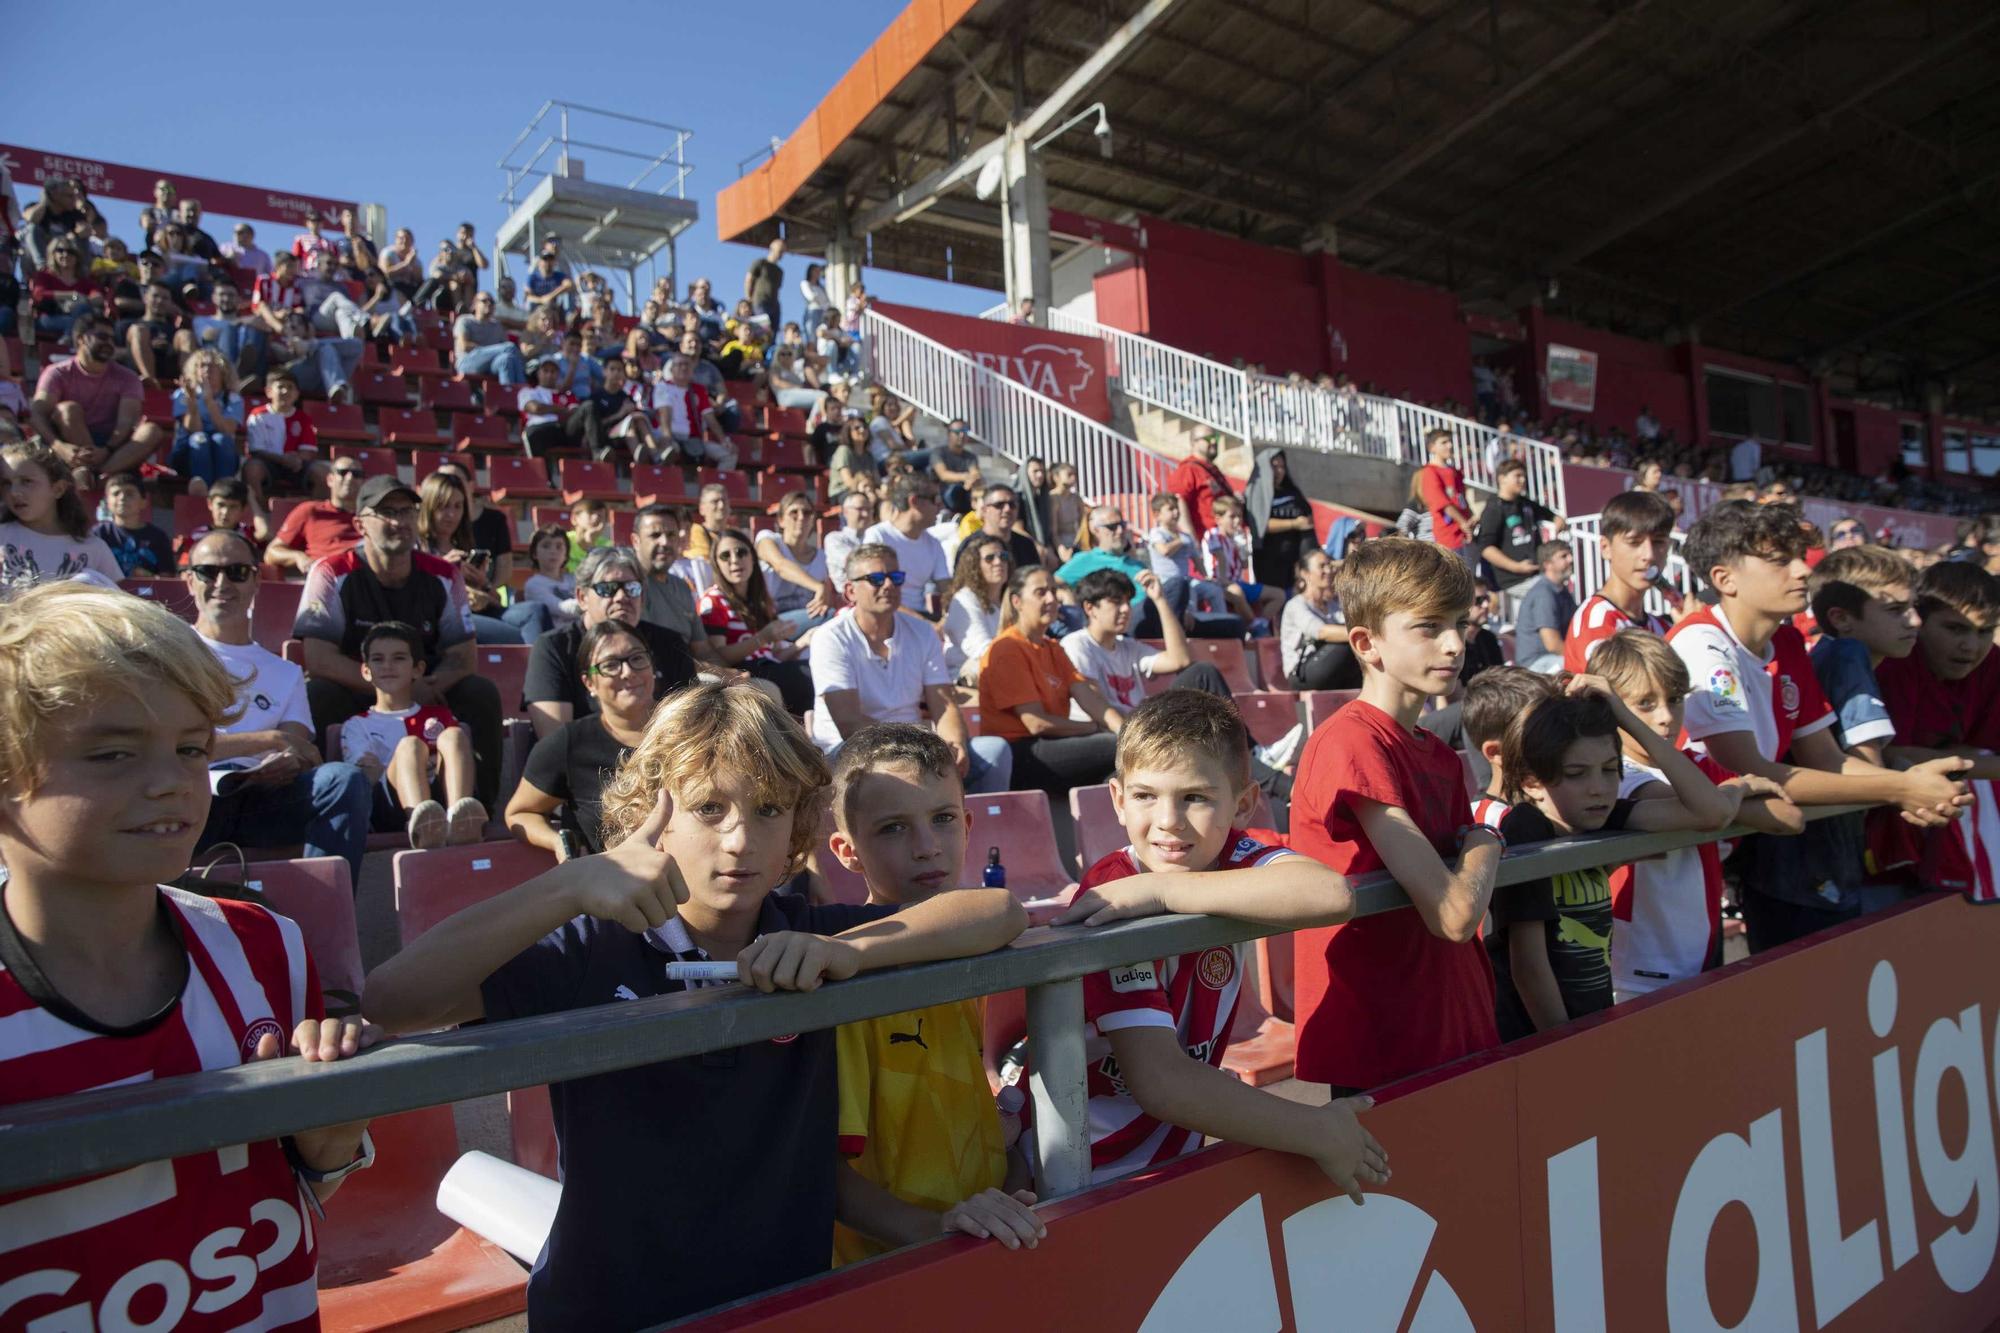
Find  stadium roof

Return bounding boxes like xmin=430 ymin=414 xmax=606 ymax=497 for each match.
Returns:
xmin=719 ymin=0 xmax=2000 ymax=411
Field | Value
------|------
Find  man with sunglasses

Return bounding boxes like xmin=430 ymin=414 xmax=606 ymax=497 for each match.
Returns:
xmin=294 ymin=476 xmax=505 ymax=806
xmin=265 ymin=458 xmax=365 ymax=574
xmin=522 ymin=544 xmax=698 ymax=740
xmin=29 ymin=315 xmax=166 ymax=490
xmin=807 ymin=544 xmax=1012 ymax=793
xmin=185 ymin=530 xmax=373 ymax=888
xmin=971 ymin=482 xmax=1041 ymax=570
xmin=1055 ymin=504 xmax=1201 ymax=641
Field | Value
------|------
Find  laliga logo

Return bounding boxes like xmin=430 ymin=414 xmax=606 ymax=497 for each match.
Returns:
xmin=1139 ymin=1191 xmax=1472 ymax=1332
xmin=966 ymin=345 xmax=1096 ymax=406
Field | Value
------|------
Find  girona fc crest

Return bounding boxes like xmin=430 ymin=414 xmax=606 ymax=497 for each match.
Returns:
xmin=1196 ymin=947 xmax=1235 ymax=991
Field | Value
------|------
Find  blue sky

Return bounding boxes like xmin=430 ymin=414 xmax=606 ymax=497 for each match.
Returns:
xmin=8 ymin=1 xmax=996 ymax=316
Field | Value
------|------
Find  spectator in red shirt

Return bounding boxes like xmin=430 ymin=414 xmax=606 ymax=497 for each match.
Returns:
xmin=1288 ymin=538 xmax=1505 ymax=1094
xmin=1167 ymin=430 xmax=1232 ymax=542
xmin=27 ymin=316 xmax=166 ymax=491
xmin=265 ymin=455 xmax=366 ymax=574
xmin=29 ymin=238 xmax=99 ymax=343
xmin=290 ymin=207 xmax=340 ymax=267
xmin=251 ymin=251 xmax=306 ymax=333
xmin=1416 ymin=428 xmax=1474 ymax=563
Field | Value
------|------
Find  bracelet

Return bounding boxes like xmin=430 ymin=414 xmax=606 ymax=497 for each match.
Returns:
xmin=1457 ymin=823 xmax=1504 ymax=853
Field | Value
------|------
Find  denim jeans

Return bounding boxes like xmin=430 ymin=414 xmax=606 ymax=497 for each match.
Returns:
xmin=197 ymin=761 xmax=373 ymax=890
xmin=194 ymin=317 xmax=269 ymax=377
xmin=502 ymin=600 xmax=553 ymax=640
xmin=290 ymin=339 xmax=363 ymax=398
xmin=773 ymin=387 xmax=822 ymax=412
xmin=963 ymin=735 xmax=1014 ymax=794
xmin=313 ymin=292 xmax=368 ymax=340
xmin=35 ymin=310 xmax=84 ymax=341
xmin=777 ymin=606 xmax=837 ymax=637
xmin=171 ymin=431 xmax=241 ymax=485
xmin=457 ymin=341 xmax=526 ymax=386
xmin=471 ymin=613 xmax=525 ymax=645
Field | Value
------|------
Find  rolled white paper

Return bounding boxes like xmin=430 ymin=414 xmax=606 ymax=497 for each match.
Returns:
xmin=436 ymin=1150 xmax=561 ymax=1263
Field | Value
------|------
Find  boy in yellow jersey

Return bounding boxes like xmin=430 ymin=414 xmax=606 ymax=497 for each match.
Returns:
xmin=825 ymin=724 xmax=1046 ymax=1260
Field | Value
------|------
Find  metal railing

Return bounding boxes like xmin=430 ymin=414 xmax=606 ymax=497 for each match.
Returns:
xmin=0 ymin=809 xmax=1866 ymax=1198
xmin=497 ymin=100 xmax=695 ymax=209
xmin=1566 ymin=512 xmax=1692 ymax=617
xmin=862 ymin=308 xmax=1175 ymax=525
xmin=1022 ymin=309 xmax=1569 ymax=517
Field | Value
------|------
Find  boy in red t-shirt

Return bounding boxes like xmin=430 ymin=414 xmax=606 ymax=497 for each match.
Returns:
xmin=0 ymin=585 xmax=374 ymax=1332
xmin=1563 ymin=488 xmax=1677 ymax=672
xmin=1287 ymin=537 xmax=1505 ymax=1093
xmin=1416 ymin=427 xmax=1474 ymax=559
xmin=241 ymin=368 xmax=324 ymax=505
xmin=1053 ymin=690 xmax=1385 ymax=1195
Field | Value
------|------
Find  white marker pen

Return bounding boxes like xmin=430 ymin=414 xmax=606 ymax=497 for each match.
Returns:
xmin=665 ymin=961 xmax=740 ymax=982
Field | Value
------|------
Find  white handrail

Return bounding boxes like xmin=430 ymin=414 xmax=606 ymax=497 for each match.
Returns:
xmin=1566 ymin=513 xmax=1691 ymax=618
xmin=862 ymin=309 xmax=1175 ymax=524
xmin=1030 ymin=309 xmax=1569 ymax=517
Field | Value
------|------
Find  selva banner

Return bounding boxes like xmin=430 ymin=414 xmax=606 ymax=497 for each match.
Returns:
xmin=0 ymin=144 xmax=355 ymax=230
xmin=874 ymin=302 xmax=1111 ymax=424
xmin=697 ymin=894 xmax=2000 ymax=1331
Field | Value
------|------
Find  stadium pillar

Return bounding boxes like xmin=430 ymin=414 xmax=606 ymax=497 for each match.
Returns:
xmin=826 ymin=207 xmax=862 ymax=314
xmin=1001 ymin=127 xmax=1051 ymax=326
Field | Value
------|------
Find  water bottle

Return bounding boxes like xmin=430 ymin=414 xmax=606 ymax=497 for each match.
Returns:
xmin=983 ymin=846 xmax=1006 ymax=889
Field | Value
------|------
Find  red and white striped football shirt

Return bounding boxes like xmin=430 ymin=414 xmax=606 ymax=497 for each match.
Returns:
xmin=1470 ymin=796 xmax=1511 ymax=832
xmin=0 ymin=887 xmax=327 ymax=1331
xmin=1068 ymin=831 xmax=1292 ymax=1184
xmin=1562 ymin=592 xmax=1669 ymax=673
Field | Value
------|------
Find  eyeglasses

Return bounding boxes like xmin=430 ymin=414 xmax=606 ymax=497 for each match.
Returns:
xmin=189 ymin=563 xmax=256 ymax=585
xmin=1095 ymin=519 xmax=1127 ymax=533
xmin=983 ymin=499 xmax=1017 ymax=511
xmin=368 ymin=505 xmax=418 ymax=522
xmin=587 ymin=580 xmax=643 ymax=600
xmin=330 ymin=467 xmax=365 ymax=478
xmin=587 ymin=651 xmax=653 ymax=678
xmin=979 ymin=551 xmax=1010 ymax=564
xmin=852 ymin=570 xmax=907 ymax=588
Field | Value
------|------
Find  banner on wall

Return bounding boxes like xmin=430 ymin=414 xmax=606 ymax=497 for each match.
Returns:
xmin=700 ymin=895 xmax=2000 ymax=1331
xmin=874 ymin=302 xmax=1111 ymax=424
xmin=1546 ymin=342 xmax=1600 ymax=413
xmin=0 ymin=144 xmax=355 ymax=230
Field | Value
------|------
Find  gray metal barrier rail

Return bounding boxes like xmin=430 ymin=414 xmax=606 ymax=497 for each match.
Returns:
xmin=0 ymin=808 xmax=1869 ymax=1196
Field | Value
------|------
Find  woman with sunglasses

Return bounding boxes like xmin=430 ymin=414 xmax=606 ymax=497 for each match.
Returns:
xmin=506 ymin=621 xmax=656 ymax=859
xmin=522 ymin=544 xmax=698 ymax=741
xmin=978 ymin=565 xmax=1121 ymax=795
xmin=942 ymin=533 xmax=1013 ymax=685
xmin=29 ymin=240 xmax=100 ymax=343
xmin=699 ymin=529 xmax=813 ymax=714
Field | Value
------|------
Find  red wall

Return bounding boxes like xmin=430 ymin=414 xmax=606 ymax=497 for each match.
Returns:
xmin=1827 ymin=398 xmax=1915 ymax=479
xmin=1321 ymin=258 xmax=1472 ymax=405
xmin=1528 ymin=313 xmax=1694 ymax=442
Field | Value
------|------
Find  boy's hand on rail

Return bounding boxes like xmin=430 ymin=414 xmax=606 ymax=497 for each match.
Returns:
xmin=261 ymin=1016 xmax=383 ymax=1065
xmin=738 ymin=932 xmax=861 ymax=993
xmin=1055 ymin=875 xmax=1172 ymax=927
xmin=1312 ymin=1095 xmax=1391 ymax=1205
xmin=941 ymin=1188 xmax=1045 ymax=1250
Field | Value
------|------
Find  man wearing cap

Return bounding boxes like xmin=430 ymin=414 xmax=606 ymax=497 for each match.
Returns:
xmin=1167 ymin=429 xmax=1233 ymax=543
xmin=524 ymin=246 xmax=576 ymax=318
xmin=221 ymin=222 xmax=271 ymax=277
xmin=294 ymin=474 xmax=505 ymax=805
xmin=290 ymin=209 xmax=339 ymax=267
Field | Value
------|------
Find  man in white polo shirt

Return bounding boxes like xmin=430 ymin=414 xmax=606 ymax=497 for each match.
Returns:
xmin=863 ymin=475 xmax=952 ymax=618
xmin=809 ymin=542 xmax=1011 ymax=793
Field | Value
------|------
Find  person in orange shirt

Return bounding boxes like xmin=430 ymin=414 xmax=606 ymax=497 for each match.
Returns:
xmin=978 ymin=566 xmax=1122 ymax=794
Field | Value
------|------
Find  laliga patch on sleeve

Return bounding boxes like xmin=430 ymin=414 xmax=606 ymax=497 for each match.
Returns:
xmin=1109 ymin=961 xmax=1161 ymax=993
xmin=1707 ymin=666 xmax=1741 ymax=707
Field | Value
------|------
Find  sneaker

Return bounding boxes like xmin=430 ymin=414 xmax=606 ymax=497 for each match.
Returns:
xmin=1258 ymin=723 xmax=1307 ymax=772
xmin=446 ymin=796 xmax=489 ymax=846
xmin=407 ymin=799 xmax=447 ymax=850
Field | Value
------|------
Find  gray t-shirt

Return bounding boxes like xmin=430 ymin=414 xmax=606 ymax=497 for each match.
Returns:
xmin=641 ymin=571 xmax=702 ymax=644
xmin=454 ymin=315 xmax=507 ymax=349
xmin=1514 ymin=575 xmax=1576 ymax=664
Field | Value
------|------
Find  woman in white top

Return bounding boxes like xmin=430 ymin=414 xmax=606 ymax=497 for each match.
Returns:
xmin=755 ymin=489 xmax=836 ymax=636
xmin=1280 ymin=547 xmax=1358 ymax=691
xmin=521 ymin=524 xmax=581 ymax=630
xmin=940 ymin=532 xmax=1014 ymax=684
xmin=0 ymin=440 xmax=122 ymax=590
xmin=798 ymin=262 xmax=830 ymax=335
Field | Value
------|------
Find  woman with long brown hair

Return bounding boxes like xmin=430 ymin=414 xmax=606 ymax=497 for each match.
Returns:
xmin=699 ymin=528 xmax=813 ymax=714
xmin=415 ymin=471 xmax=546 ymax=643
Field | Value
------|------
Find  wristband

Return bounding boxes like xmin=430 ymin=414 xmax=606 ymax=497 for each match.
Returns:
xmin=1458 ymin=823 xmax=1504 ymax=853
xmin=285 ymin=1128 xmax=375 ymax=1185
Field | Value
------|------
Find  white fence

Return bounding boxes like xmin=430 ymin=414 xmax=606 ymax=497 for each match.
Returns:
xmin=1033 ymin=309 xmax=1568 ymax=517
xmin=863 ymin=308 xmax=1173 ymax=525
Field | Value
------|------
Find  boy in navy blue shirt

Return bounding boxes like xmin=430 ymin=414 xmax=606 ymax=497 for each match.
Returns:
xmin=365 ymin=682 xmax=1026 ymax=1331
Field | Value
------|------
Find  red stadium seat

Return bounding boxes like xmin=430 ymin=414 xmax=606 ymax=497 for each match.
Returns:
xmin=558 ymin=458 xmax=622 ymax=503
xmin=476 ymin=645 xmax=534 ymax=721
xmin=1234 ymin=691 xmax=1301 ymax=748
xmin=508 ymin=1086 xmax=559 ymax=1180
xmin=379 ymin=408 xmax=446 ymax=448
xmin=391 ymin=345 xmax=446 ymax=379
xmin=317 ymin=1105 xmax=527 ymax=1332
xmin=631 ymin=464 xmax=693 ymax=507
xmin=1068 ymin=784 xmax=1124 ymax=873
xmin=767 ymin=407 xmax=809 ymax=439
xmin=451 ymin=412 xmax=511 ymax=452
xmin=1300 ymin=688 xmax=1359 ymax=732
xmin=329 ymin=445 xmax=398 ymax=478
xmin=487 ymin=455 xmax=557 ymax=503
xmin=251 ymin=581 xmax=304 ymax=655
xmin=393 ymin=841 xmax=557 ymax=945
xmin=170 ymin=493 xmax=209 ymax=538
xmin=411 ymin=449 xmax=479 ymax=486
xmin=353 ymin=368 xmax=411 ymax=406
xmin=474 ymin=375 xmax=519 ymax=416
xmin=960 ymin=791 xmax=1073 ymax=906
xmin=420 ymin=377 xmax=479 ymax=413
xmin=760 ymin=438 xmax=815 ymax=473
xmin=236 ymin=856 xmax=363 ymax=1012
xmin=140 ymin=386 xmax=175 ymax=427
xmin=1186 ymin=638 xmax=1259 ymax=692
xmin=121 ymin=578 xmax=196 ymax=620
xmin=1253 ymin=638 xmax=1285 ymax=692
xmin=314 ymin=401 xmax=374 ymax=443
xmin=696 ymin=467 xmax=756 ymax=509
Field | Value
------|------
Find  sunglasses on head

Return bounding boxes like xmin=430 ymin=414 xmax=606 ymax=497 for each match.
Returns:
xmin=853 ymin=569 xmax=907 ymax=587
xmin=189 ymin=563 xmax=255 ymax=585
xmin=588 ymin=580 xmax=643 ymax=599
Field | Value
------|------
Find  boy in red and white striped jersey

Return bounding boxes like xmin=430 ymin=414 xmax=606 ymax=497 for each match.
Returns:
xmin=1052 ymin=690 xmax=1386 ymax=1196
xmin=1563 ymin=489 xmax=1677 ymax=672
xmin=0 ymin=583 xmax=375 ymax=1332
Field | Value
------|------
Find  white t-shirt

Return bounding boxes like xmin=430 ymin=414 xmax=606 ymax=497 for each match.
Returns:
xmin=1670 ymin=607 xmax=1834 ymax=764
xmin=0 ymin=525 xmax=122 ymax=590
xmin=942 ymin=587 xmax=1001 ymax=676
xmin=861 ymin=520 xmax=951 ymax=604
xmin=1060 ymin=629 xmax=1162 ymax=715
xmin=754 ymin=530 xmax=827 ymax=614
xmin=807 ymin=610 xmax=951 ymax=751
xmin=1729 ymin=436 xmax=1761 ymax=482
xmin=823 ymin=529 xmax=866 ymax=588
xmin=200 ymin=634 xmax=313 ymax=792
xmin=1612 ymin=757 xmax=1721 ymax=1000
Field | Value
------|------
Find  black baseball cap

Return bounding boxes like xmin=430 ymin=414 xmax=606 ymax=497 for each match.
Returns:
xmin=356 ymin=475 xmax=419 ymax=512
